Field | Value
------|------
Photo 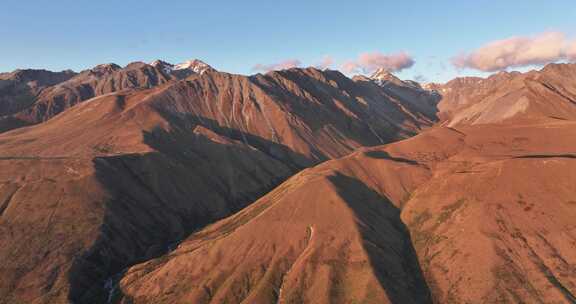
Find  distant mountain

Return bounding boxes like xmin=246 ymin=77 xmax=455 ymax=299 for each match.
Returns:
xmin=430 ymin=63 xmax=576 ymax=126
xmin=0 ymin=69 xmax=76 ymax=116
xmin=351 ymin=69 xmax=440 ymax=123
xmin=0 ymin=59 xmax=214 ymax=133
xmin=151 ymin=59 xmax=215 ymax=77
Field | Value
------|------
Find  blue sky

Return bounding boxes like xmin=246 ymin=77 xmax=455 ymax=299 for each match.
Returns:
xmin=1 ymin=0 xmax=575 ymax=82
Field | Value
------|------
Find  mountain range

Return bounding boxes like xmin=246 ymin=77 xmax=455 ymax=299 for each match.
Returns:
xmin=0 ymin=60 xmax=575 ymax=304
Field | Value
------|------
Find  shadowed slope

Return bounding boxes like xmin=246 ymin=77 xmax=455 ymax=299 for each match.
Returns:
xmin=0 ymin=67 xmax=436 ymax=303
xmin=0 ymin=69 xmax=76 ymax=116
xmin=117 ymin=120 xmax=576 ymax=304
xmin=327 ymin=174 xmax=431 ymax=304
xmin=0 ymin=90 xmax=294 ymax=303
xmin=0 ymin=60 xmax=210 ymax=133
xmin=68 ymin=128 xmax=293 ymax=303
xmin=117 ymin=170 xmax=431 ymax=304
xmin=144 ymin=68 xmax=436 ymax=161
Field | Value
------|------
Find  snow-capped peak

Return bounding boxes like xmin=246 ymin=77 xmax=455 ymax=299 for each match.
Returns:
xmin=91 ymin=63 xmax=121 ymax=73
xmin=150 ymin=60 xmax=174 ymax=74
xmin=370 ymin=67 xmax=399 ymax=82
xmin=150 ymin=59 xmax=214 ymax=75
xmin=150 ymin=59 xmax=171 ymax=67
xmin=173 ymin=59 xmax=213 ymax=74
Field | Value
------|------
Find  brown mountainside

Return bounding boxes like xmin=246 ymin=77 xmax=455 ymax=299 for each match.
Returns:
xmin=0 ymin=66 xmax=436 ymax=303
xmin=431 ymin=63 xmax=576 ymax=126
xmin=0 ymin=62 xmax=575 ymax=304
xmin=0 ymin=60 xmax=213 ymax=133
xmin=0 ymin=69 xmax=77 ymax=116
xmin=117 ymin=120 xmax=576 ymax=304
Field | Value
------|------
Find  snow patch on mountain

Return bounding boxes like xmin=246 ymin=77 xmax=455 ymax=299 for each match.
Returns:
xmin=151 ymin=59 xmax=214 ymax=75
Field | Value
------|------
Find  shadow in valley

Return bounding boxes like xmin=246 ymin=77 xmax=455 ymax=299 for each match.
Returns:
xmin=65 ymin=71 xmax=441 ymax=302
xmin=327 ymin=173 xmax=432 ymax=304
xmin=68 ymin=122 xmax=309 ymax=303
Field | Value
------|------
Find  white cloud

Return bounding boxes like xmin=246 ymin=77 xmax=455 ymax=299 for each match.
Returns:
xmin=453 ymin=32 xmax=576 ymax=71
xmin=341 ymin=51 xmax=415 ymax=74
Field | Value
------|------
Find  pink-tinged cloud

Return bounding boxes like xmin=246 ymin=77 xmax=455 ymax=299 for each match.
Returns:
xmin=341 ymin=51 xmax=415 ymax=74
xmin=314 ymin=56 xmax=334 ymax=69
xmin=252 ymin=59 xmax=302 ymax=72
xmin=341 ymin=61 xmax=360 ymax=74
xmin=453 ymin=32 xmax=576 ymax=72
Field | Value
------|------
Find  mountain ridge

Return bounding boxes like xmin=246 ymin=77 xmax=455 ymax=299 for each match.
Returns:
xmin=0 ymin=59 xmax=216 ymax=133
xmin=0 ymin=63 xmax=438 ymax=303
xmin=0 ymin=60 xmax=575 ymax=303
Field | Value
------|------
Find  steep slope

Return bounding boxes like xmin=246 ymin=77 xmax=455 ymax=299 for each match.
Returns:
xmin=431 ymin=63 xmax=576 ymax=126
xmin=0 ymin=69 xmax=76 ymax=116
xmin=399 ymin=122 xmax=576 ymax=303
xmin=353 ymin=69 xmax=440 ymax=122
xmin=119 ymin=168 xmax=432 ymax=304
xmin=117 ymin=120 xmax=576 ymax=304
xmin=151 ymin=59 xmax=215 ymax=77
xmin=0 ymin=67 xmax=435 ymax=303
xmin=144 ymin=67 xmax=436 ymax=161
xmin=0 ymin=60 xmax=213 ymax=133
xmin=0 ymin=89 xmax=293 ymax=304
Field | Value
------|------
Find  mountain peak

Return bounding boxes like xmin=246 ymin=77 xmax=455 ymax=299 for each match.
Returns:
xmin=150 ymin=60 xmax=174 ymax=74
xmin=150 ymin=59 xmax=215 ymax=75
xmin=150 ymin=59 xmax=171 ymax=67
xmin=370 ymin=67 xmax=400 ymax=82
xmin=173 ymin=59 xmax=214 ymax=74
xmin=90 ymin=63 xmax=121 ymax=75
